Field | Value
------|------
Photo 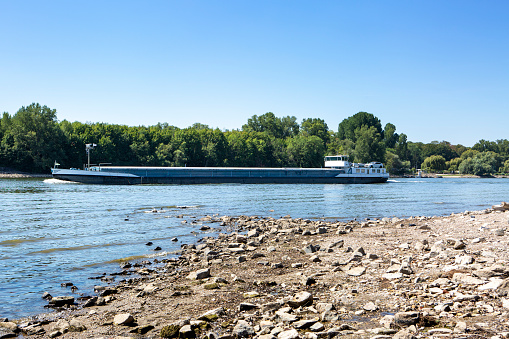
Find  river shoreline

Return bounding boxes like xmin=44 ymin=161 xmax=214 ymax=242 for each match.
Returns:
xmin=4 ymin=205 xmax=509 ymax=338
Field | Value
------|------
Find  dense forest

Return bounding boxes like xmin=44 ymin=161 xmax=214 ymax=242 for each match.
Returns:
xmin=1 ymin=103 xmax=508 ymax=176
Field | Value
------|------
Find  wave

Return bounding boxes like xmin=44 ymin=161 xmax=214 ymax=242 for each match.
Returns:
xmin=43 ymin=178 xmax=75 ymax=184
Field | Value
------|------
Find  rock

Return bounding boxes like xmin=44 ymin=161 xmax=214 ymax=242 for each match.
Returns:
xmin=393 ymin=328 xmax=416 ymax=339
xmin=198 ymin=307 xmax=225 ymax=322
xmin=0 ymin=323 xmax=17 ymax=333
xmin=243 ymin=291 xmax=260 ymax=299
xmin=69 ymin=319 xmax=86 ymax=332
xmin=187 ymin=268 xmax=211 ymax=280
xmin=454 ymin=321 xmax=467 ymax=333
xmin=233 ymin=320 xmax=255 ymax=338
xmin=309 ymin=322 xmax=324 ymax=332
xmin=114 ymin=313 xmax=134 ymax=326
xmin=315 ymin=303 xmax=334 ymax=313
xmin=288 ymin=291 xmax=313 ymax=308
xmin=363 ymin=302 xmax=378 ymax=311
xmin=42 ymin=292 xmax=52 ymax=300
xmin=347 ymin=266 xmax=366 ymax=277
xmin=452 ymin=273 xmax=486 ymax=285
xmin=303 ymin=244 xmax=320 ymax=254
xmin=239 ymin=303 xmax=258 ymax=311
xmin=494 ymin=228 xmax=505 ymax=236
xmin=382 ymin=272 xmax=403 ymax=280
xmin=478 ymin=278 xmax=505 ymax=291
xmin=276 ymin=310 xmax=299 ymax=323
xmin=394 ymin=312 xmax=420 ymax=326
xmin=455 ymin=255 xmax=474 ymax=266
xmin=179 ymin=324 xmax=195 ymax=338
xmin=48 ymin=296 xmax=74 ymax=307
xmin=293 ymin=318 xmax=318 ymax=329
xmin=277 ymin=329 xmax=299 ymax=339
xmin=52 ymin=319 xmax=70 ymax=332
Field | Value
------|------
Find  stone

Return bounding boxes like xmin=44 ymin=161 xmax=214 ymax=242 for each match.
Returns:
xmin=393 ymin=328 xmax=416 ymax=339
xmin=455 ymin=255 xmax=474 ymax=266
xmin=239 ymin=303 xmax=258 ymax=311
xmin=69 ymin=319 xmax=86 ymax=332
xmin=187 ymin=268 xmax=211 ymax=280
xmin=233 ymin=320 xmax=255 ymax=338
xmin=382 ymin=272 xmax=403 ymax=280
xmin=275 ymin=310 xmax=299 ymax=323
xmin=243 ymin=291 xmax=260 ymax=299
xmin=293 ymin=318 xmax=318 ymax=329
xmin=0 ymin=323 xmax=17 ymax=332
xmin=315 ymin=303 xmax=334 ymax=313
xmin=303 ymin=244 xmax=320 ymax=254
xmin=394 ymin=312 xmax=420 ymax=326
xmin=363 ymin=302 xmax=378 ymax=311
xmin=114 ymin=313 xmax=134 ymax=326
xmin=452 ymin=273 xmax=486 ymax=285
xmin=454 ymin=321 xmax=467 ymax=333
xmin=277 ymin=329 xmax=299 ymax=339
xmin=198 ymin=307 xmax=225 ymax=322
xmin=48 ymin=296 xmax=74 ymax=307
xmin=288 ymin=291 xmax=313 ymax=308
xmin=347 ymin=266 xmax=366 ymax=277
xmin=179 ymin=325 xmax=195 ymax=338
xmin=310 ymin=322 xmax=324 ymax=332
xmin=478 ymin=278 xmax=505 ymax=291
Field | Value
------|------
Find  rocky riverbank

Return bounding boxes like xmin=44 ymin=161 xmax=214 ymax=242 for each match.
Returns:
xmin=3 ymin=207 xmax=509 ymax=339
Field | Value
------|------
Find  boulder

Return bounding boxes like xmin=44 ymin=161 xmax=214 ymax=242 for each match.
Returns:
xmin=233 ymin=320 xmax=255 ymax=338
xmin=113 ymin=313 xmax=134 ymax=326
xmin=288 ymin=291 xmax=313 ymax=308
xmin=187 ymin=268 xmax=211 ymax=280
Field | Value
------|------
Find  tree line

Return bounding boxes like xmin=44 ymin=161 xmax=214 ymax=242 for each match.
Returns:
xmin=0 ymin=103 xmax=508 ymax=176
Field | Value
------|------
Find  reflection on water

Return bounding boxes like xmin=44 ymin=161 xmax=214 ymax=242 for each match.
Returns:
xmin=1 ymin=177 xmax=509 ymax=319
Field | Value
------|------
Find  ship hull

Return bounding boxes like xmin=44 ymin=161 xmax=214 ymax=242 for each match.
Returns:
xmin=51 ymin=167 xmax=389 ymax=185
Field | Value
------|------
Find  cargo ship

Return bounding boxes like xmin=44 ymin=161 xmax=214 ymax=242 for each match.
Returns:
xmin=51 ymin=155 xmax=389 ymax=185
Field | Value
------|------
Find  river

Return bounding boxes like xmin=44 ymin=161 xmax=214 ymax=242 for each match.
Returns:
xmin=0 ymin=177 xmax=508 ymax=319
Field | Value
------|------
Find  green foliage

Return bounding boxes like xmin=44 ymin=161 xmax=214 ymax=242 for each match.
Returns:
xmin=422 ymin=141 xmax=458 ymax=161
xmin=459 ymin=151 xmax=499 ymax=176
xmin=501 ymin=159 xmax=509 ymax=173
xmin=422 ymin=155 xmax=446 ymax=173
xmin=1 ymin=103 xmax=65 ymax=172
xmin=337 ymin=112 xmax=382 ymax=143
xmin=353 ymin=126 xmax=385 ymax=163
xmin=383 ymin=123 xmax=398 ymax=148
xmin=300 ymin=118 xmax=329 ymax=145
xmin=286 ymin=135 xmax=325 ymax=167
xmin=385 ymin=151 xmax=410 ymax=175
xmin=3 ymin=104 xmax=509 ymax=177
xmin=446 ymin=157 xmax=463 ymax=172
xmin=242 ymin=112 xmax=299 ymax=139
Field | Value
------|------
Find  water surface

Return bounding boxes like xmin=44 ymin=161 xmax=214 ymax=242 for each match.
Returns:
xmin=0 ymin=177 xmax=508 ymax=318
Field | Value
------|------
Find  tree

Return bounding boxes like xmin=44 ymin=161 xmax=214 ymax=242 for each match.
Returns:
xmin=1 ymin=103 xmax=65 ymax=172
xmin=395 ymin=133 xmax=409 ymax=160
xmin=301 ymin=118 xmax=329 ymax=146
xmin=383 ymin=123 xmax=398 ymax=148
xmin=242 ymin=112 xmax=299 ymax=139
xmin=338 ymin=112 xmax=383 ymax=143
xmin=446 ymin=157 xmax=463 ymax=173
xmin=422 ymin=141 xmax=458 ymax=161
xmin=385 ymin=151 xmax=410 ymax=175
xmin=422 ymin=155 xmax=446 ymax=172
xmin=286 ymin=135 xmax=325 ymax=168
xmin=469 ymin=152 xmax=499 ymax=176
xmin=472 ymin=139 xmax=497 ymax=153
xmin=353 ymin=126 xmax=385 ymax=163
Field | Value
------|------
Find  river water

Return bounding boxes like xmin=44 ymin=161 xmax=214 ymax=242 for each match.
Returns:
xmin=1 ymin=177 xmax=508 ymax=319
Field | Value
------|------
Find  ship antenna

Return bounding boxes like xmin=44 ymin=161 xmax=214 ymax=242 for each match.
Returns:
xmin=86 ymin=143 xmax=97 ymax=169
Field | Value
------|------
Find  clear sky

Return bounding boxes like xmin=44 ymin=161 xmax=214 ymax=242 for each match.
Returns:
xmin=1 ymin=1 xmax=508 ymax=146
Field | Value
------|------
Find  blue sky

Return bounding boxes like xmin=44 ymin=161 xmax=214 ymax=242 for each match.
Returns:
xmin=1 ymin=1 xmax=508 ymax=146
